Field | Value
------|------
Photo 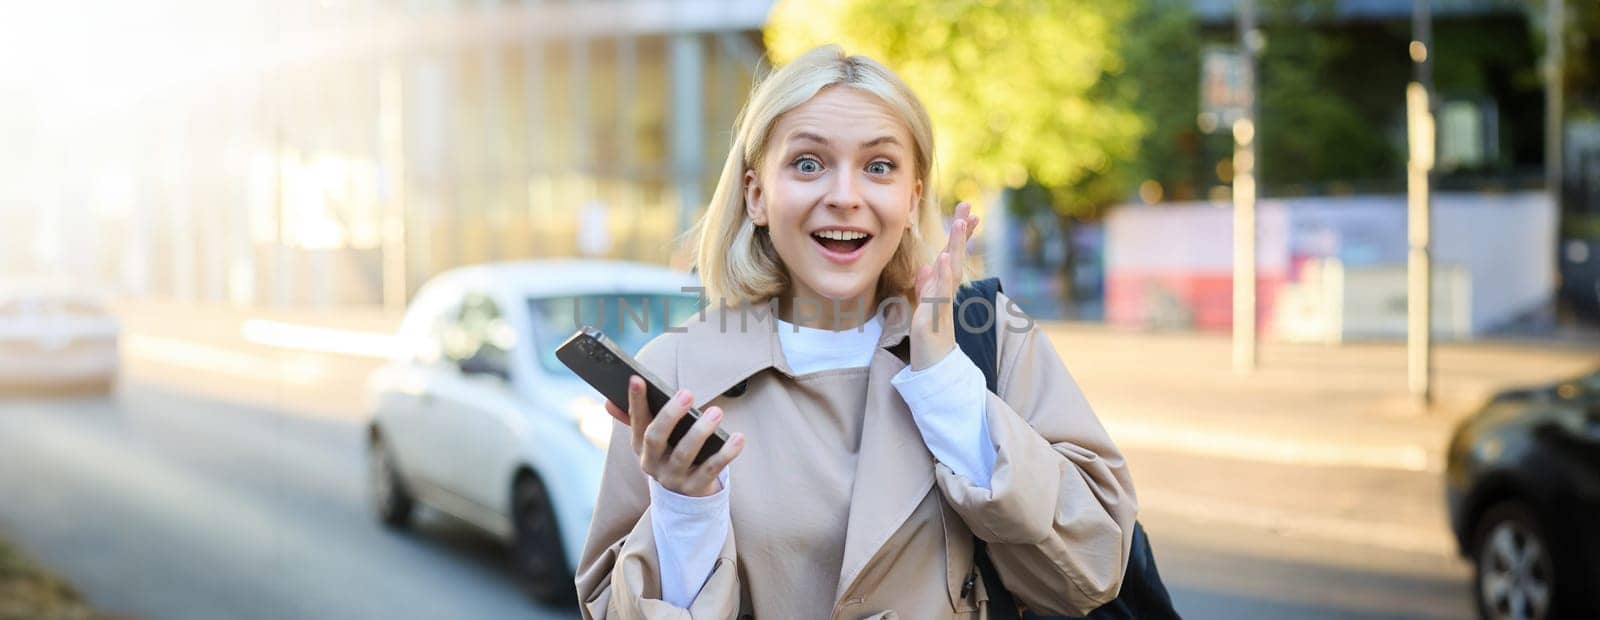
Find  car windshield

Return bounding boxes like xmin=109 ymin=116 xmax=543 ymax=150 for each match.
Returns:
xmin=527 ymin=293 xmax=703 ymax=376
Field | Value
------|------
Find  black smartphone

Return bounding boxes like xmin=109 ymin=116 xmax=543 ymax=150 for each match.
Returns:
xmin=555 ymin=326 xmax=728 ymax=465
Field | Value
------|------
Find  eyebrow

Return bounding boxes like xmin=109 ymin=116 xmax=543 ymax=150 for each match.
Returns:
xmin=788 ymin=132 xmax=903 ymax=149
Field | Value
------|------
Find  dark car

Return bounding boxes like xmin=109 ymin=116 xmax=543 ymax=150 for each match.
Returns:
xmin=1558 ymin=237 xmax=1599 ymax=323
xmin=1446 ymin=370 xmax=1600 ymax=620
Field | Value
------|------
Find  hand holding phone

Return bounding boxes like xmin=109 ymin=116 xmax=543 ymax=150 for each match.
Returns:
xmin=556 ymin=328 xmax=745 ymax=497
xmin=612 ymin=376 xmax=744 ymax=497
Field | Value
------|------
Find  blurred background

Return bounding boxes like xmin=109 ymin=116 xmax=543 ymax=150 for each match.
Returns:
xmin=1 ymin=1 xmax=1597 ymax=619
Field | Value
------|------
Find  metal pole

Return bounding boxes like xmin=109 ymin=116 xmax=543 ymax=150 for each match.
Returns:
xmin=1232 ymin=0 xmax=1259 ymax=374
xmin=1546 ymin=0 xmax=1565 ymax=219
xmin=1407 ymin=0 xmax=1435 ymax=405
xmin=670 ymin=34 xmax=705 ymax=236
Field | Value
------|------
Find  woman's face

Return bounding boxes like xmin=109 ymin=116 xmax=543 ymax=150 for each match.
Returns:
xmin=745 ymin=86 xmax=922 ymax=309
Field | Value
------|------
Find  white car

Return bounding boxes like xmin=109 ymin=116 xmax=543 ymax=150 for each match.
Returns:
xmin=0 ymin=287 xmax=120 ymax=394
xmin=364 ymin=260 xmax=701 ymax=604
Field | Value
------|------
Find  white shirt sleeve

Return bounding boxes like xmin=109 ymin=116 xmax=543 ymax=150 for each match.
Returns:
xmin=648 ymin=467 xmax=732 ymax=608
xmin=891 ymin=348 xmax=997 ymax=488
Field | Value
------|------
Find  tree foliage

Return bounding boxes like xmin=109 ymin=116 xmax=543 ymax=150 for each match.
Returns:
xmin=765 ymin=0 xmax=1154 ymax=216
xmin=1255 ymin=16 xmax=1402 ymax=187
xmin=1081 ymin=0 xmax=1202 ymax=211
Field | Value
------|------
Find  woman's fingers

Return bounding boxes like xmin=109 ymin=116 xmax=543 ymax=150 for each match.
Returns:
xmin=952 ymin=220 xmax=969 ymax=280
xmin=950 ymin=220 xmax=967 ymax=272
xmin=686 ymin=432 xmax=746 ymax=491
xmin=642 ymin=403 xmax=743 ymax=496
xmin=666 ymin=406 xmax=724 ymax=470
xmin=952 ymin=202 xmax=978 ymax=242
xmin=944 ymin=203 xmax=977 ymax=291
xmin=920 ymin=251 xmax=950 ymax=301
xmin=642 ymin=388 xmax=693 ymax=463
xmin=939 ymin=251 xmax=954 ymax=298
xmin=626 ymin=376 xmax=649 ymax=452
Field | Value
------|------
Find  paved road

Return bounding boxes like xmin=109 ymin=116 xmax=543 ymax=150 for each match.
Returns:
xmin=4 ymin=302 xmax=1546 ymax=618
xmin=1133 ymin=443 xmax=1474 ymax=619
xmin=0 ymin=386 xmax=577 ymax=620
xmin=0 ymin=384 xmax=1474 ymax=620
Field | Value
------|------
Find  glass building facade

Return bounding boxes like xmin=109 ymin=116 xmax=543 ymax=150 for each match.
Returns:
xmin=4 ymin=0 xmax=771 ymax=309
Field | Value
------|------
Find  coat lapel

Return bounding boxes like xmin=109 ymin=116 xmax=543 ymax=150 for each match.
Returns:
xmin=667 ymin=302 xmax=939 ymax=608
xmin=671 ymin=305 xmax=791 ymax=406
xmin=833 ymin=307 xmax=937 ymax=605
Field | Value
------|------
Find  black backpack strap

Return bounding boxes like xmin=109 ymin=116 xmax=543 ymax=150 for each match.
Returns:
xmin=950 ymin=278 xmax=1021 ymax=620
xmin=952 ymin=277 xmax=1003 ymax=392
xmin=952 ymin=279 xmax=1181 ymax=620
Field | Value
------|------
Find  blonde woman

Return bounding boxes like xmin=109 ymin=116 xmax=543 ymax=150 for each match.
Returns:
xmin=575 ymin=45 xmax=1136 ymax=619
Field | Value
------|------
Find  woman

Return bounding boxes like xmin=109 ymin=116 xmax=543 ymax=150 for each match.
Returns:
xmin=575 ymin=45 xmax=1136 ymax=619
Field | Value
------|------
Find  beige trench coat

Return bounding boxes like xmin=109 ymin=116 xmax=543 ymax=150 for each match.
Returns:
xmin=575 ymin=294 xmax=1138 ymax=619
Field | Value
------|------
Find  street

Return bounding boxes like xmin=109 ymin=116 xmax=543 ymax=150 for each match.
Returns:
xmin=0 ymin=387 xmax=574 ymax=620
xmin=7 ymin=0 xmax=1597 ymax=616
xmin=0 ymin=383 xmax=1473 ymax=620
xmin=2 ymin=304 xmax=1568 ymax=619
xmin=0 ymin=386 xmax=1472 ymax=620
xmin=1132 ymin=447 xmax=1471 ymax=619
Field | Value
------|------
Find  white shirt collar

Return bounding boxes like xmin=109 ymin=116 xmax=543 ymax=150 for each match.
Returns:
xmin=775 ymin=315 xmax=884 ymax=373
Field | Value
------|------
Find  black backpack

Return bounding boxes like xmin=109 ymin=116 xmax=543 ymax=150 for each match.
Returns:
xmin=952 ymin=278 xmax=1180 ymax=620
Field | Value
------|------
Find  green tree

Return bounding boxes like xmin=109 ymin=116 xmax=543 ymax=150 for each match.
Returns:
xmin=767 ymin=0 xmax=1201 ymax=313
xmin=1081 ymin=0 xmax=1203 ymax=210
xmin=1248 ymin=1 xmax=1402 ymax=191
xmin=1563 ymin=0 xmax=1600 ymax=238
xmin=765 ymin=0 xmax=1146 ymax=212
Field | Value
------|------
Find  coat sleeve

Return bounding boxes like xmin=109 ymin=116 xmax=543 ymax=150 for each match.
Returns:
xmin=932 ymin=294 xmax=1139 ymax=616
xmin=574 ymin=335 xmax=744 ymax=620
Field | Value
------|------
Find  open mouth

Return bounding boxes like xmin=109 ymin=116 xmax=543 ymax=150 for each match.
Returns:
xmin=810 ymin=229 xmax=873 ymax=257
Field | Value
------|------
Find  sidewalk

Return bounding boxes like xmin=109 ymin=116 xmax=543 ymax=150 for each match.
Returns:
xmin=113 ymin=301 xmax=1597 ymax=470
xmin=107 ymin=301 xmax=1597 ymax=561
xmin=113 ymin=301 xmax=402 ymax=419
xmin=1037 ymin=322 xmax=1594 ymax=558
xmin=1045 ymin=322 xmax=1598 ymax=472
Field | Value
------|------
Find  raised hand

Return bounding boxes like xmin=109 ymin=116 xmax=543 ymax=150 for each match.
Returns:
xmin=908 ymin=201 xmax=980 ymax=372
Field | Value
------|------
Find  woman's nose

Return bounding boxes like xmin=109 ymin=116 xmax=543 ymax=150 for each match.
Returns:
xmin=823 ymin=170 xmax=863 ymax=210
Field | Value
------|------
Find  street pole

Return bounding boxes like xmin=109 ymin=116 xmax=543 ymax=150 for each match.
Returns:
xmin=1546 ymin=0 xmax=1565 ymax=223
xmin=1407 ymin=0 xmax=1435 ymax=406
xmin=1233 ymin=0 xmax=1259 ymax=374
xmin=670 ymin=34 xmax=706 ymax=237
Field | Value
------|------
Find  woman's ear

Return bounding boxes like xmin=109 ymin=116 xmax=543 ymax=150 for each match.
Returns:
xmin=744 ymin=169 xmax=768 ymax=226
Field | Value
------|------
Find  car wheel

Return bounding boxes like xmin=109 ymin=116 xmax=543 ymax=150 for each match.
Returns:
xmin=368 ymin=434 xmax=415 ymax=528
xmin=1473 ymin=501 xmax=1555 ymax=620
xmin=511 ymin=473 xmax=575 ymax=606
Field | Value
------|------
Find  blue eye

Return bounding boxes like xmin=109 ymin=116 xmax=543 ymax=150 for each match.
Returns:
xmin=795 ymin=157 xmax=823 ymax=174
xmin=867 ymin=160 xmax=895 ymax=175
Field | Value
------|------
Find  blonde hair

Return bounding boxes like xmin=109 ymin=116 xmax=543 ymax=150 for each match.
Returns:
xmin=688 ymin=45 xmax=949 ymax=307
